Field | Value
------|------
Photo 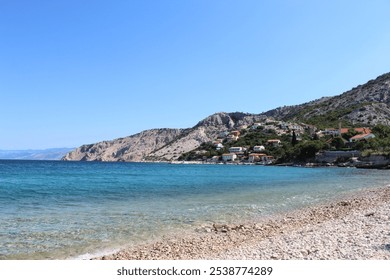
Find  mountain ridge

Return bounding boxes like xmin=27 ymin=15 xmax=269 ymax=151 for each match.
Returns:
xmin=0 ymin=148 xmax=74 ymax=160
xmin=263 ymin=72 xmax=390 ymax=126
xmin=62 ymin=72 xmax=390 ymax=162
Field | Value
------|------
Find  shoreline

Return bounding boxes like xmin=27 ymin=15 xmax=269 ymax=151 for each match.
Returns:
xmin=97 ymin=185 xmax=390 ymax=260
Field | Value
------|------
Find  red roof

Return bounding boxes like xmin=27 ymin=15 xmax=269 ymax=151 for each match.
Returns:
xmin=249 ymin=153 xmax=267 ymax=157
xmin=350 ymin=133 xmax=374 ymax=140
xmin=340 ymin=127 xmax=372 ymax=134
xmin=355 ymin=127 xmax=371 ymax=134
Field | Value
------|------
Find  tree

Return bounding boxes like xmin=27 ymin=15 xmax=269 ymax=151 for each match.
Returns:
xmin=291 ymin=130 xmax=298 ymax=146
xmin=294 ymin=140 xmax=327 ymax=161
xmin=342 ymin=128 xmax=358 ymax=140
xmin=330 ymin=137 xmax=345 ymax=150
xmin=372 ymin=124 xmax=390 ymax=138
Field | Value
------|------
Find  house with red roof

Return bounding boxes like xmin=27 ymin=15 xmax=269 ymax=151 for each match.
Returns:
xmin=349 ymin=133 xmax=375 ymax=142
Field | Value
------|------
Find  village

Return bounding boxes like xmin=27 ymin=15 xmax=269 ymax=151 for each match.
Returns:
xmin=178 ymin=118 xmax=386 ymax=167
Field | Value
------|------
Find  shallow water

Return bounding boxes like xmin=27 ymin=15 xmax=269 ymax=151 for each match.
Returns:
xmin=0 ymin=160 xmax=388 ymax=259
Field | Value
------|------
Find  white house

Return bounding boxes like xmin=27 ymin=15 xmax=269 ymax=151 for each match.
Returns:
xmin=228 ymin=147 xmax=245 ymax=153
xmin=214 ymin=142 xmax=224 ymax=150
xmin=222 ymin=153 xmax=237 ymax=162
xmin=253 ymin=145 xmax=265 ymax=152
xmin=251 ymin=123 xmax=264 ymax=130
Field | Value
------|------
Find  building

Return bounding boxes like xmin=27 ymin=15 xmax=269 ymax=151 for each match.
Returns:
xmin=210 ymin=156 xmax=220 ymax=162
xmin=324 ymin=128 xmax=340 ymax=136
xmin=213 ymin=141 xmax=224 ymax=150
xmin=253 ymin=145 xmax=265 ymax=152
xmin=264 ymin=125 xmax=277 ymax=132
xmin=349 ymin=133 xmax=376 ymax=142
xmin=219 ymin=131 xmax=230 ymax=138
xmin=316 ymin=150 xmax=361 ymax=163
xmin=228 ymin=147 xmax=245 ymax=153
xmin=266 ymin=139 xmax=281 ymax=147
xmin=251 ymin=123 xmax=264 ymax=130
xmin=324 ymin=127 xmax=372 ymax=137
xmin=305 ymin=125 xmax=317 ymax=136
xmin=279 ymin=122 xmax=289 ymax=130
xmin=226 ymin=135 xmax=239 ymax=142
xmin=262 ymin=155 xmax=274 ymax=164
xmin=230 ymin=131 xmax=241 ymax=137
xmin=248 ymin=153 xmax=267 ymax=163
xmin=340 ymin=127 xmax=372 ymax=135
xmin=222 ymin=153 xmax=237 ymax=162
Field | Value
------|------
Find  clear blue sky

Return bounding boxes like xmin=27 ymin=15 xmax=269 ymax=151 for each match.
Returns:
xmin=1 ymin=0 xmax=390 ymax=149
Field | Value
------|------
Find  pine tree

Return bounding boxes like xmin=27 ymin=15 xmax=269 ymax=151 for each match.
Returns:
xmin=292 ymin=130 xmax=298 ymax=146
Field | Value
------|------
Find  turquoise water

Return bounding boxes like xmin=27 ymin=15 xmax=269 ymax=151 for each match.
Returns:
xmin=0 ymin=160 xmax=389 ymax=259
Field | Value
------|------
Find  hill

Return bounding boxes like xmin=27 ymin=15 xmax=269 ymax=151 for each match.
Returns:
xmin=0 ymin=148 xmax=74 ymax=160
xmin=62 ymin=113 xmax=266 ymax=161
xmin=264 ymin=72 xmax=390 ymax=128
xmin=62 ymin=72 xmax=390 ymax=162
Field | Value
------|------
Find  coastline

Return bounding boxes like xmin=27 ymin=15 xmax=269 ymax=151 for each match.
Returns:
xmin=97 ymin=185 xmax=390 ymax=260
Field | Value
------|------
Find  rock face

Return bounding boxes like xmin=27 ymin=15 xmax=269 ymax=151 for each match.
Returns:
xmin=264 ymin=72 xmax=390 ymax=126
xmin=62 ymin=113 xmax=265 ymax=162
xmin=146 ymin=112 xmax=266 ymax=161
xmin=63 ymin=72 xmax=390 ymax=162
xmin=62 ymin=129 xmax=184 ymax=162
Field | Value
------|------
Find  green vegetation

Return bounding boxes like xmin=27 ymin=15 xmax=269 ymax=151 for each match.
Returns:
xmin=357 ymin=124 xmax=390 ymax=156
xmin=288 ymin=102 xmax=372 ymax=129
xmin=178 ymin=122 xmax=390 ymax=164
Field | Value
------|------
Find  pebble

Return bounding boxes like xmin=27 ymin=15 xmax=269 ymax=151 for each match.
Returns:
xmin=97 ymin=186 xmax=390 ymax=260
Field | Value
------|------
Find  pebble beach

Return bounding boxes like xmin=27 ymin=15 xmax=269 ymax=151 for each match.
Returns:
xmin=99 ymin=185 xmax=390 ymax=260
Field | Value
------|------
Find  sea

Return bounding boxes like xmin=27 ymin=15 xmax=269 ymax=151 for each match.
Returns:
xmin=0 ymin=160 xmax=389 ymax=260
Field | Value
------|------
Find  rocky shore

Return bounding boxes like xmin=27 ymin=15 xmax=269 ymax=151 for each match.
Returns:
xmin=97 ymin=186 xmax=390 ymax=260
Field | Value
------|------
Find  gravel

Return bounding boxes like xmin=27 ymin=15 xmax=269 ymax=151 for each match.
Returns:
xmin=97 ymin=186 xmax=390 ymax=260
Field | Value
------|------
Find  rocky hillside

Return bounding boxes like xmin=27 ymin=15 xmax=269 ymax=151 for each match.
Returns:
xmin=63 ymin=72 xmax=390 ymax=162
xmin=264 ymin=72 xmax=390 ymax=127
xmin=62 ymin=129 xmax=184 ymax=162
xmin=62 ymin=113 xmax=266 ymax=162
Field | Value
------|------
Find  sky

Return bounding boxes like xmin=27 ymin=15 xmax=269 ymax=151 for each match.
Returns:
xmin=1 ymin=0 xmax=390 ymax=149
